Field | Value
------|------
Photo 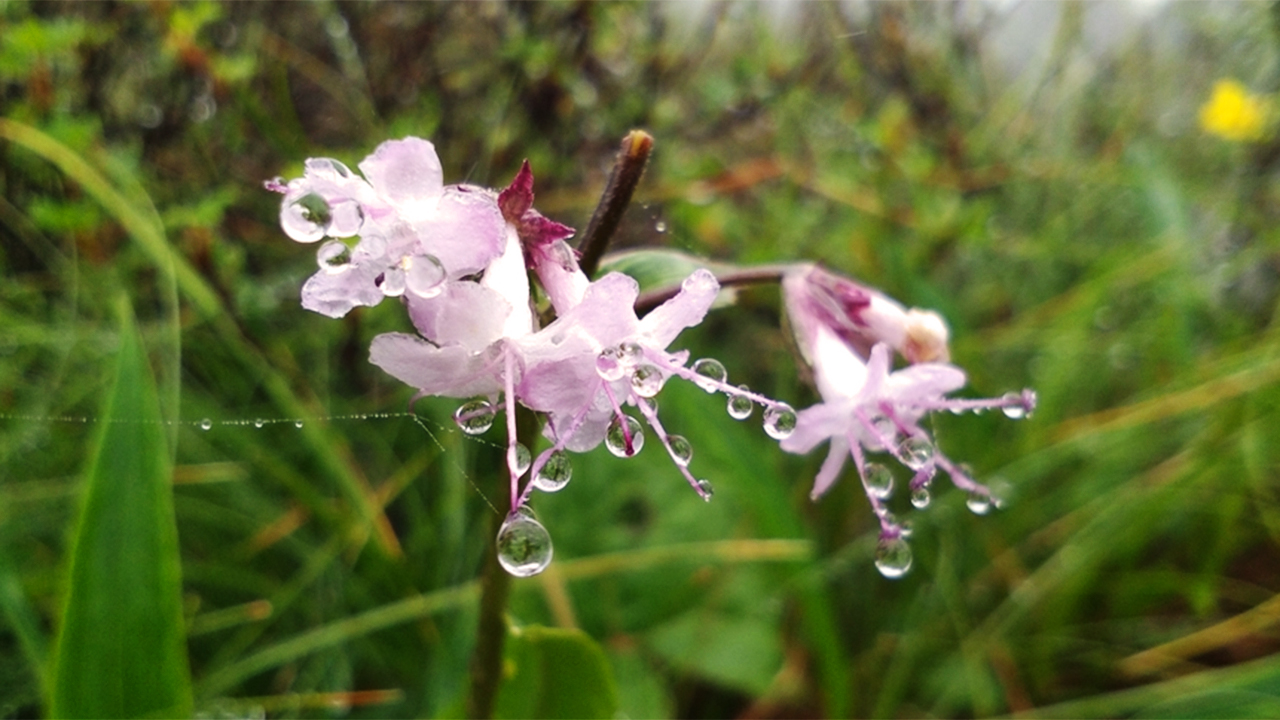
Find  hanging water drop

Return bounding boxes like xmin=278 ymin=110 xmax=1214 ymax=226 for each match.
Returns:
xmin=294 ymin=420 xmax=304 ymax=428
xmin=910 ymin=487 xmax=931 ymax=509
xmin=667 ymin=434 xmax=693 ymax=466
xmin=966 ymin=492 xmax=992 ymax=515
xmin=281 ymin=192 xmax=331 ymax=243
xmin=655 ymin=221 xmax=667 ymax=233
xmin=762 ymin=404 xmax=797 ymax=440
xmin=617 ymin=341 xmax=645 ymax=367
xmin=454 ymin=399 xmax=495 ymax=435
xmin=253 ymin=418 xmax=265 ymax=429
xmin=595 ymin=347 xmax=625 ymax=382
xmin=874 ymin=536 xmax=913 ymax=579
xmin=727 ymin=386 xmax=754 ymax=420
xmin=1001 ymin=391 xmax=1027 ymax=419
xmin=605 ymin=415 xmax=645 ymax=457
xmin=695 ymin=478 xmax=714 ymax=500
xmin=496 ymin=511 xmax=553 ymax=577
xmin=405 ymin=254 xmax=447 ymax=298
xmin=316 ymin=239 xmax=352 ymax=274
xmin=863 ymin=463 xmax=894 ymax=500
xmin=533 ymin=450 xmax=572 ymax=492
xmin=509 ymin=443 xmax=531 ymax=476
xmin=630 ymin=364 xmax=665 ymax=398
xmin=898 ymin=436 xmax=935 ymax=470
xmin=199 ymin=418 xmax=213 ymax=431
xmin=691 ymin=358 xmax=727 ymax=392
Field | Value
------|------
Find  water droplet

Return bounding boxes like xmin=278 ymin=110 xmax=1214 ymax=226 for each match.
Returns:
xmin=596 ymin=347 xmax=625 ymax=381
xmin=253 ymin=418 xmax=265 ymax=429
xmin=605 ymin=415 xmax=645 ymax=458
xmin=405 ymin=254 xmax=447 ymax=298
xmin=863 ymin=463 xmax=894 ymax=500
xmin=875 ymin=536 xmax=913 ymax=579
xmin=1001 ymin=391 xmax=1026 ymax=419
xmin=667 ymin=435 xmax=693 ymax=466
xmin=533 ymin=450 xmax=572 ymax=492
xmin=630 ymin=364 xmax=665 ymax=398
xmin=910 ymin=487 xmax=931 ymax=509
xmin=696 ymin=478 xmax=714 ymax=500
xmin=282 ymin=192 xmax=331 ymax=243
xmin=316 ymin=239 xmax=352 ymax=274
xmin=898 ymin=519 xmax=915 ymax=538
xmin=509 ymin=443 xmax=531 ymax=475
xmin=199 ymin=418 xmax=213 ymax=431
xmin=655 ymin=221 xmax=667 ymax=233
xmin=762 ymin=404 xmax=797 ymax=440
xmin=691 ymin=358 xmax=727 ymax=393
xmin=618 ymin=341 xmax=645 ymax=367
xmin=305 ymin=157 xmax=354 ymax=180
xmin=966 ymin=492 xmax=992 ymax=515
xmin=496 ymin=512 xmax=553 ymax=577
xmin=294 ymin=420 xmax=304 ymax=428
xmin=379 ymin=266 xmax=406 ymax=297
xmin=863 ymin=413 xmax=895 ymax=451
xmin=898 ymin=436 xmax=935 ymax=470
xmin=454 ymin=399 xmax=495 ymax=435
xmin=726 ymin=386 xmax=754 ymax=420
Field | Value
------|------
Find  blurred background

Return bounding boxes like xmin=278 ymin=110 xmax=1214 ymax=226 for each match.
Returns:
xmin=4 ymin=1 xmax=1280 ymax=717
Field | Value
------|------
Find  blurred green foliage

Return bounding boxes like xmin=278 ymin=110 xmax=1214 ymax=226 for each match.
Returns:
xmin=3 ymin=1 xmax=1280 ymax=718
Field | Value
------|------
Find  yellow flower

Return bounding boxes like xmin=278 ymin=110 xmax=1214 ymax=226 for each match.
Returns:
xmin=1199 ymin=79 xmax=1272 ymax=142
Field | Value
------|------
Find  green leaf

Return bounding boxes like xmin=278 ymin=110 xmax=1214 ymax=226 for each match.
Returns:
xmin=1134 ymin=690 xmax=1280 ymax=720
xmin=49 ymin=298 xmax=192 ymax=719
xmin=494 ymin=625 xmax=618 ymax=720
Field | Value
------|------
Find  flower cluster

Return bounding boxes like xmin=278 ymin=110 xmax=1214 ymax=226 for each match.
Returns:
xmin=779 ymin=264 xmax=1036 ymax=577
xmin=269 ymin=138 xmax=798 ymax=577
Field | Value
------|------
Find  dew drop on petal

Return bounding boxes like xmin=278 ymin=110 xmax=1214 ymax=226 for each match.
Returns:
xmin=316 ymin=239 xmax=352 ymax=274
xmin=727 ymin=386 xmax=754 ymax=420
xmin=863 ymin=462 xmax=894 ymax=500
xmin=199 ymin=418 xmax=213 ymax=431
xmin=691 ymin=358 xmax=727 ymax=393
xmin=454 ymin=399 xmax=495 ymax=435
xmin=496 ymin=511 xmax=553 ymax=577
xmin=533 ymin=450 xmax=572 ymax=492
xmin=379 ymin=266 xmax=407 ymax=297
xmin=875 ymin=536 xmax=913 ymax=579
xmin=509 ymin=443 xmax=532 ymax=476
xmin=618 ymin=341 xmax=645 ymax=367
xmin=282 ymin=192 xmax=331 ymax=243
xmin=898 ymin=436 xmax=935 ymax=470
xmin=696 ymin=478 xmax=714 ymax=500
xmin=406 ymin=254 xmax=447 ymax=298
xmin=762 ymin=404 xmax=797 ymax=440
xmin=667 ymin=434 xmax=693 ymax=466
xmin=596 ymin=347 xmax=625 ymax=382
xmin=966 ymin=492 xmax=992 ymax=515
xmin=630 ymin=364 xmax=665 ymax=398
xmin=910 ymin=487 xmax=931 ymax=509
xmin=605 ymin=415 xmax=645 ymax=458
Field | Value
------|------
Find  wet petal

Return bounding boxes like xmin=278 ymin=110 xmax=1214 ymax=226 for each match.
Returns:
xmin=368 ymin=333 xmax=503 ymax=398
xmin=406 ymin=281 xmax=512 ymax=350
xmin=358 ymin=137 xmax=444 ymax=207
xmin=415 ymin=184 xmax=507 ymax=276
xmin=639 ymin=268 xmax=719 ymax=348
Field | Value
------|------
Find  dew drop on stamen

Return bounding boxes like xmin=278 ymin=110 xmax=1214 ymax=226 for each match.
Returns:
xmin=1001 ymin=391 xmax=1027 ymax=419
xmin=727 ymin=386 xmax=754 ymax=420
xmin=875 ymin=536 xmax=913 ymax=579
xmin=696 ymin=478 xmax=714 ymax=500
xmin=596 ymin=347 xmax=625 ymax=382
xmin=496 ymin=511 xmax=553 ymax=577
xmin=667 ymin=434 xmax=693 ymax=466
xmin=691 ymin=358 xmax=727 ymax=393
xmin=316 ymin=239 xmax=352 ymax=274
xmin=509 ymin=443 xmax=532 ymax=476
xmin=863 ymin=462 xmax=894 ymax=500
xmin=966 ymin=492 xmax=992 ymax=515
xmin=898 ymin=437 xmax=935 ymax=470
xmin=910 ymin=487 xmax=931 ymax=509
xmin=605 ymin=415 xmax=645 ymax=458
xmin=405 ymin=254 xmax=447 ymax=299
xmin=630 ymin=364 xmax=665 ymax=398
xmin=762 ymin=404 xmax=797 ymax=440
xmin=533 ymin=450 xmax=572 ymax=492
xmin=454 ymin=399 xmax=496 ymax=435
xmin=199 ymin=418 xmax=213 ymax=431
xmin=618 ymin=341 xmax=644 ymax=367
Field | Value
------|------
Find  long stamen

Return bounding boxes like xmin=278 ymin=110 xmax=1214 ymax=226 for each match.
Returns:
xmin=504 ymin=350 xmax=521 ymax=511
xmin=635 ymin=395 xmax=709 ymax=499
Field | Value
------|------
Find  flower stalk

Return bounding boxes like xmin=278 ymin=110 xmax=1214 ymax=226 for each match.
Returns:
xmin=577 ymin=130 xmax=653 ymax=279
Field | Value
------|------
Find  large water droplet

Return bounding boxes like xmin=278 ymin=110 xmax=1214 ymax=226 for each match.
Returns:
xmin=199 ymin=418 xmax=213 ymax=431
xmin=509 ymin=443 xmax=531 ymax=476
xmin=630 ymin=364 xmax=665 ymax=398
xmin=863 ymin=463 xmax=894 ymax=500
xmin=691 ymin=358 xmax=727 ymax=393
xmin=618 ymin=341 xmax=644 ymax=367
xmin=282 ymin=192 xmax=331 ymax=243
xmin=605 ymin=415 xmax=645 ymax=457
xmin=596 ymin=347 xmax=625 ymax=382
xmin=533 ymin=450 xmax=572 ymax=492
xmin=1001 ymin=390 xmax=1033 ymax=419
xmin=875 ymin=536 xmax=913 ymax=579
xmin=727 ymin=386 xmax=754 ymax=420
xmin=910 ymin=487 xmax=931 ymax=509
xmin=496 ymin=512 xmax=553 ymax=577
xmin=667 ymin=434 xmax=693 ymax=466
xmin=966 ymin=492 xmax=992 ymax=515
xmin=454 ymin=399 xmax=495 ymax=435
xmin=316 ymin=239 xmax=352 ymax=274
xmin=762 ymin=404 xmax=797 ymax=440
xmin=405 ymin=254 xmax=447 ymax=298
xmin=696 ymin=478 xmax=714 ymax=500
xmin=898 ymin=436 xmax=935 ymax=470
xmin=379 ymin=266 xmax=406 ymax=297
